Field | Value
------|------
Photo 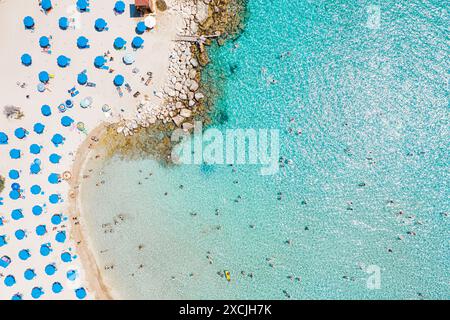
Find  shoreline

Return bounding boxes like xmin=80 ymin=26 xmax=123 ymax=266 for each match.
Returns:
xmin=67 ymin=123 xmax=113 ymax=299
xmin=66 ymin=0 xmax=248 ymax=299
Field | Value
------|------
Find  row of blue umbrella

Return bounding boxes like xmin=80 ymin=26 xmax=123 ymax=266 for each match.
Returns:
xmin=0 ymin=9 xmax=90 ymax=290
xmin=22 ymin=54 xmax=70 ymax=68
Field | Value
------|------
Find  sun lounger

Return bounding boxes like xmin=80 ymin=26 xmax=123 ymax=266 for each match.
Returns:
xmin=68 ymin=87 xmax=80 ymax=97
xmin=0 ymin=255 xmax=11 ymax=268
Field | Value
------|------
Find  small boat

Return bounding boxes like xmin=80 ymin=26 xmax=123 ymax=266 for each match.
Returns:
xmin=225 ymin=270 xmax=231 ymax=282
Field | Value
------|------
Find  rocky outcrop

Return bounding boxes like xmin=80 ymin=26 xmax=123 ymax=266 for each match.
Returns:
xmin=115 ymin=0 xmax=246 ymax=138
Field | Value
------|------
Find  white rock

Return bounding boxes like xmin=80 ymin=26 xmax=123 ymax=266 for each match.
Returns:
xmin=189 ymin=69 xmax=197 ymax=79
xmin=165 ymin=87 xmax=176 ymax=97
xmin=190 ymin=58 xmax=198 ymax=68
xmin=148 ymin=115 xmax=157 ymax=124
xmin=190 ymin=81 xmax=199 ymax=91
xmin=195 ymin=92 xmax=205 ymax=101
xmin=182 ymin=122 xmax=194 ymax=131
xmin=180 ymin=108 xmax=192 ymax=118
xmin=175 ymin=82 xmax=183 ymax=92
xmin=172 ymin=115 xmax=184 ymax=127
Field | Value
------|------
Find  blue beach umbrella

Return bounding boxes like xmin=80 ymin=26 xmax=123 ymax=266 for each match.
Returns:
xmin=49 ymin=153 xmax=61 ymax=164
xmin=0 ymin=132 xmax=8 ymax=144
xmin=45 ymin=264 xmax=56 ymax=276
xmin=114 ymin=74 xmax=124 ymax=86
xmin=32 ymin=205 xmax=43 ymax=216
xmin=15 ymin=229 xmax=26 ymax=240
xmin=25 ymin=269 xmax=36 ymax=280
xmin=41 ymin=0 xmax=52 ymax=11
xmin=52 ymin=282 xmax=63 ymax=293
xmin=52 ymin=134 xmax=64 ymax=146
xmin=31 ymin=287 xmax=44 ymax=299
xmin=51 ymin=214 xmax=62 ymax=225
xmin=61 ymin=252 xmax=72 ymax=262
xmin=39 ymin=36 xmax=50 ymax=48
xmin=11 ymin=294 xmax=22 ymax=301
xmin=59 ymin=17 xmax=69 ymax=30
xmin=61 ymin=116 xmax=74 ymax=127
xmin=11 ymin=209 xmax=24 ymax=220
xmin=75 ymin=288 xmax=87 ymax=299
xmin=19 ymin=249 xmax=31 ymax=260
xmin=23 ymin=16 xmax=35 ymax=29
xmin=10 ymin=149 xmax=21 ymax=159
xmin=94 ymin=56 xmax=106 ymax=68
xmin=67 ymin=270 xmax=77 ymax=281
xmin=94 ymin=18 xmax=107 ymax=31
xmin=4 ymin=275 xmax=16 ymax=287
xmin=57 ymin=55 xmax=70 ymax=68
xmin=31 ymin=185 xmax=42 ymax=195
xmin=9 ymin=190 xmax=20 ymax=200
xmin=114 ymin=37 xmax=126 ymax=49
xmin=21 ymin=54 xmax=32 ymax=66
xmin=77 ymin=0 xmax=88 ymax=11
xmin=55 ymin=231 xmax=66 ymax=243
xmin=11 ymin=182 xmax=21 ymax=190
xmin=34 ymin=123 xmax=45 ymax=134
xmin=115 ymin=1 xmax=126 ymax=14
xmin=30 ymin=162 xmax=41 ymax=174
xmin=14 ymin=127 xmax=26 ymax=139
xmin=40 ymin=244 xmax=51 ymax=256
xmin=41 ymin=104 xmax=52 ymax=116
xmin=77 ymin=72 xmax=88 ymax=85
xmin=136 ymin=21 xmax=146 ymax=34
xmin=30 ymin=144 xmax=41 ymax=154
xmin=48 ymin=173 xmax=60 ymax=184
xmin=132 ymin=36 xmax=144 ymax=48
xmin=9 ymin=169 xmax=19 ymax=179
xmin=36 ymin=225 xmax=47 ymax=236
xmin=39 ymin=71 xmax=50 ymax=83
xmin=49 ymin=194 xmax=60 ymax=204
xmin=77 ymin=36 xmax=89 ymax=48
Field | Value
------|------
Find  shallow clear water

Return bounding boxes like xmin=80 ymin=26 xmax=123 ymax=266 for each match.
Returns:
xmin=82 ymin=0 xmax=449 ymax=299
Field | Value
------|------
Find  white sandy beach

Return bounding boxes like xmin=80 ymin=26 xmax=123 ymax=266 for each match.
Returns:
xmin=0 ymin=0 xmax=207 ymax=299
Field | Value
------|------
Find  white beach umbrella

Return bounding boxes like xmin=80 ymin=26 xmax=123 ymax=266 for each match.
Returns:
xmin=144 ymin=15 xmax=156 ymax=29
xmin=102 ymin=104 xmax=111 ymax=112
xmin=123 ymin=53 xmax=135 ymax=65
xmin=80 ymin=96 xmax=93 ymax=108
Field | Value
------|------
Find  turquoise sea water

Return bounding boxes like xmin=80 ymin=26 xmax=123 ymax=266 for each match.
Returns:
xmin=82 ymin=0 xmax=449 ymax=299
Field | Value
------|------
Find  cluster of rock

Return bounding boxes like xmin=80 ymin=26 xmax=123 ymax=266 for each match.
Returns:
xmin=116 ymin=0 xmax=210 ymax=136
xmin=116 ymin=97 xmax=195 ymax=136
